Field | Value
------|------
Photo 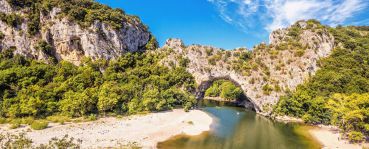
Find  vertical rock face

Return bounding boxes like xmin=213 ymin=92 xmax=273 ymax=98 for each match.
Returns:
xmin=0 ymin=0 xmax=151 ymax=65
xmin=160 ymin=21 xmax=335 ymax=114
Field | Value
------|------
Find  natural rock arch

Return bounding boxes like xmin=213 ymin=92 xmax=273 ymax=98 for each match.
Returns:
xmin=195 ymin=76 xmax=260 ymax=112
xmin=160 ymin=22 xmax=335 ymax=115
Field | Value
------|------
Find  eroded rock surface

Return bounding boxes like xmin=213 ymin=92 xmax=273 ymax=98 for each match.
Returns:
xmin=160 ymin=21 xmax=334 ymax=114
xmin=0 ymin=0 xmax=151 ymax=65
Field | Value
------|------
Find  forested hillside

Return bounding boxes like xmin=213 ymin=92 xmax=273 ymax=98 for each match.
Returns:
xmin=275 ymin=26 xmax=369 ymax=142
xmin=0 ymin=48 xmax=196 ymax=126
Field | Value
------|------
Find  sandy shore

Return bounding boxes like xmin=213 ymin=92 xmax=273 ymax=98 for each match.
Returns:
xmin=274 ymin=115 xmax=304 ymax=123
xmin=0 ymin=109 xmax=213 ymax=148
xmin=309 ymin=125 xmax=368 ymax=149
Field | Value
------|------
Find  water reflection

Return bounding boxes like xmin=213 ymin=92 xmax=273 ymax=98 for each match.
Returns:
xmin=158 ymin=101 xmax=320 ymax=149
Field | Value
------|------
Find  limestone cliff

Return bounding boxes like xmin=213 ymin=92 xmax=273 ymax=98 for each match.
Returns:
xmin=0 ymin=0 xmax=336 ymax=115
xmin=160 ymin=20 xmax=335 ymax=114
xmin=0 ymin=0 xmax=152 ymax=65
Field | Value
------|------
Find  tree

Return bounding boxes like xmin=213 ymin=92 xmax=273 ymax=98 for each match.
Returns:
xmin=34 ymin=41 xmax=54 ymax=55
xmin=205 ymin=83 xmax=220 ymax=97
xmin=145 ymin=36 xmax=159 ymax=51
xmin=204 ymin=80 xmax=243 ymax=101
xmin=142 ymin=88 xmax=160 ymax=111
xmin=220 ymin=82 xmax=243 ymax=100
xmin=97 ymin=82 xmax=121 ymax=113
xmin=0 ymin=49 xmax=196 ymax=123
xmin=60 ymin=90 xmax=97 ymax=117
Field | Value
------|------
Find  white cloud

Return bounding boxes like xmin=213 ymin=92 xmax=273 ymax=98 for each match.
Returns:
xmin=208 ymin=0 xmax=368 ymax=32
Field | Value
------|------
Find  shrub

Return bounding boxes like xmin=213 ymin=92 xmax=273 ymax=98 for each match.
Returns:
xmin=179 ymin=57 xmax=190 ymax=67
xmin=348 ymin=131 xmax=364 ymax=143
xmin=118 ymin=141 xmax=142 ymax=149
xmin=30 ymin=121 xmax=49 ymax=130
xmin=9 ymin=123 xmax=20 ymax=129
xmin=6 ymin=0 xmax=33 ymax=8
xmin=0 ymin=12 xmax=23 ymax=28
xmin=34 ymin=40 xmax=54 ymax=55
xmin=224 ymin=51 xmax=231 ymax=60
xmin=0 ymin=133 xmax=32 ymax=148
xmin=40 ymin=135 xmax=82 ymax=148
xmin=0 ymin=133 xmax=81 ymax=148
xmin=27 ymin=7 xmax=40 ymax=36
xmin=288 ymin=26 xmax=301 ymax=38
xmin=294 ymin=49 xmax=305 ymax=57
xmin=205 ymin=48 xmax=213 ymax=56
xmin=239 ymin=51 xmax=252 ymax=61
xmin=145 ymin=36 xmax=159 ymax=51
xmin=86 ymin=114 xmax=97 ymax=121
xmin=276 ymin=43 xmax=288 ymax=51
xmin=22 ymin=117 xmax=34 ymax=125
xmin=274 ymin=85 xmax=281 ymax=92
xmin=208 ymin=55 xmax=221 ymax=65
xmin=262 ymin=84 xmax=273 ymax=95
xmin=0 ymin=118 xmax=7 ymax=124
xmin=249 ymin=78 xmax=255 ymax=84
xmin=46 ymin=115 xmax=71 ymax=124
xmin=0 ymin=31 xmax=4 ymax=40
xmin=208 ymin=57 xmax=216 ymax=65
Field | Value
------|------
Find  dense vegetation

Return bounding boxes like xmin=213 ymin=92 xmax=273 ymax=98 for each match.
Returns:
xmin=275 ymin=26 xmax=369 ymax=142
xmin=0 ymin=12 xmax=23 ymax=28
xmin=0 ymin=48 xmax=196 ymax=127
xmin=5 ymin=0 xmax=144 ymax=35
xmin=205 ymin=80 xmax=243 ymax=101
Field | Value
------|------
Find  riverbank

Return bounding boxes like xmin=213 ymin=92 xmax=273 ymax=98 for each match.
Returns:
xmin=309 ymin=125 xmax=368 ymax=149
xmin=0 ymin=109 xmax=213 ymax=148
xmin=274 ymin=115 xmax=304 ymax=123
xmin=274 ymin=115 xmax=369 ymax=148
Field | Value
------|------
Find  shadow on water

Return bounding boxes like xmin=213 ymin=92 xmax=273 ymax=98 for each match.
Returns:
xmin=157 ymin=99 xmax=321 ymax=149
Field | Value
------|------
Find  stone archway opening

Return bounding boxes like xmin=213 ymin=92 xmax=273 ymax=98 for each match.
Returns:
xmin=196 ymin=76 xmax=258 ymax=111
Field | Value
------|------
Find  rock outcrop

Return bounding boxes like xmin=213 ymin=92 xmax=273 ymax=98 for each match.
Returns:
xmin=160 ymin=21 xmax=335 ymax=114
xmin=0 ymin=0 xmax=335 ymax=115
xmin=0 ymin=0 xmax=152 ymax=65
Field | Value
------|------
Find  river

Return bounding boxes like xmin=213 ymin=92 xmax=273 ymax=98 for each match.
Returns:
xmin=158 ymin=100 xmax=321 ymax=149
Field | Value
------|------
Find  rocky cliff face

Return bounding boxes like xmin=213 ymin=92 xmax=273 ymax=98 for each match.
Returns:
xmin=0 ymin=0 xmax=151 ymax=65
xmin=160 ymin=21 xmax=335 ymax=114
xmin=0 ymin=1 xmax=335 ymax=115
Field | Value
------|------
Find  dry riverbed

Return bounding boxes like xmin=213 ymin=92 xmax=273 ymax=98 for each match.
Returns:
xmin=0 ymin=109 xmax=213 ymax=148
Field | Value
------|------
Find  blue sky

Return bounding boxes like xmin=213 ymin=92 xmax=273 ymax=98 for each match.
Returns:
xmin=96 ymin=0 xmax=369 ymax=49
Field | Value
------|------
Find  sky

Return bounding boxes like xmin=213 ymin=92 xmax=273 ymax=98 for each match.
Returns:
xmin=96 ymin=0 xmax=369 ymax=49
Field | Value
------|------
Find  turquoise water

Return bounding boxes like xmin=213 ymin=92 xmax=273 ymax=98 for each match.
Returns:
xmin=158 ymin=100 xmax=320 ymax=149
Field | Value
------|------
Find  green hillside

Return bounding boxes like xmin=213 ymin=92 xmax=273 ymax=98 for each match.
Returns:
xmin=275 ymin=26 xmax=369 ymax=142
